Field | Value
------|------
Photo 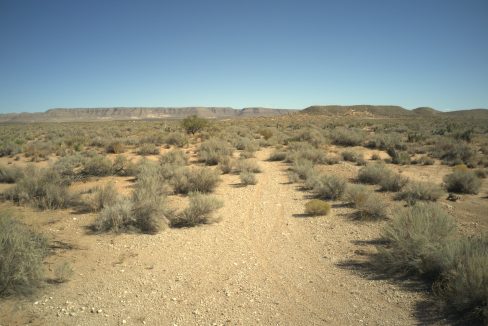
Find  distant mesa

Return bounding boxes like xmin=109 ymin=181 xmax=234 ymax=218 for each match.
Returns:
xmin=0 ymin=105 xmax=487 ymax=122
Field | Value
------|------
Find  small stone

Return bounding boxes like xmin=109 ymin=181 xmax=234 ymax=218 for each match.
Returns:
xmin=122 ymin=320 xmax=127 ymax=324
xmin=97 ymin=309 xmax=103 ymax=313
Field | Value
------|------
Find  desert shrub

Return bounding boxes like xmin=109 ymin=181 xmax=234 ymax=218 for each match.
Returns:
xmin=345 ymin=185 xmax=370 ymax=207
xmin=411 ymin=156 xmax=435 ymax=165
xmin=0 ymin=142 xmax=22 ymax=157
xmin=474 ymin=168 xmax=487 ymax=179
xmin=366 ymin=133 xmax=404 ymax=150
xmin=345 ymin=185 xmax=387 ymax=219
xmin=304 ymin=199 xmax=330 ymax=216
xmin=92 ymin=198 xmax=134 ymax=233
xmin=341 ymin=151 xmax=366 ymax=165
xmin=217 ymin=156 xmax=233 ymax=174
xmin=6 ymin=167 xmax=75 ymax=210
xmin=199 ymin=139 xmax=233 ymax=165
xmin=240 ymin=171 xmax=257 ymax=185
xmin=290 ymin=158 xmax=314 ymax=181
xmin=358 ymin=163 xmax=387 ymax=184
xmin=285 ymin=145 xmax=328 ymax=164
xmin=52 ymin=262 xmax=74 ymax=283
xmin=24 ymin=141 xmax=53 ymax=161
xmin=379 ymin=172 xmax=408 ymax=192
xmin=331 ymin=128 xmax=363 ymax=146
xmin=387 ymin=148 xmax=411 ymax=165
xmin=52 ymin=154 xmax=86 ymax=181
xmin=181 ymin=115 xmax=208 ymax=135
xmin=234 ymin=137 xmax=259 ymax=152
xmin=112 ymin=155 xmax=137 ymax=176
xmin=0 ymin=165 xmax=24 ymax=183
xmin=83 ymin=155 xmax=113 ymax=177
xmin=90 ymin=182 xmax=119 ymax=212
xmin=258 ymin=128 xmax=274 ymax=140
xmin=170 ymin=193 xmax=223 ymax=227
xmin=371 ymin=153 xmax=381 ymax=161
xmin=436 ymin=235 xmax=488 ymax=324
xmin=290 ymin=129 xmax=325 ymax=148
xmin=165 ymin=132 xmax=188 ymax=147
xmin=375 ymin=203 xmax=456 ymax=279
xmin=106 ymin=141 xmax=125 ymax=154
xmin=268 ymin=151 xmax=287 ymax=161
xmin=0 ymin=212 xmax=48 ymax=296
xmin=235 ymin=159 xmax=261 ymax=173
xmin=433 ymin=141 xmax=478 ymax=167
xmin=137 ymin=143 xmax=160 ymax=156
xmin=159 ymin=150 xmax=188 ymax=166
xmin=312 ymin=175 xmax=347 ymax=200
xmin=444 ymin=170 xmax=481 ymax=194
xmin=172 ymin=167 xmax=221 ymax=194
xmin=398 ymin=181 xmax=443 ymax=205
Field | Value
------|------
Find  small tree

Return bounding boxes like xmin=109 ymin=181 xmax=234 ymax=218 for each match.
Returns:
xmin=181 ymin=115 xmax=208 ymax=135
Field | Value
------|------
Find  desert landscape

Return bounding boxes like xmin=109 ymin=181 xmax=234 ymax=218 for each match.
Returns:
xmin=1 ymin=106 xmax=487 ymax=325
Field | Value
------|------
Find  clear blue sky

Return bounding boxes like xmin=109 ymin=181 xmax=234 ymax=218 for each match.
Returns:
xmin=1 ymin=0 xmax=487 ymax=113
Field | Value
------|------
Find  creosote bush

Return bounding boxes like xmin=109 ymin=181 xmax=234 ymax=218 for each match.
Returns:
xmin=304 ymin=199 xmax=330 ymax=216
xmin=199 ymin=139 xmax=233 ymax=165
xmin=0 ymin=212 xmax=48 ymax=296
xmin=170 ymin=192 xmax=223 ymax=227
xmin=444 ymin=170 xmax=481 ymax=194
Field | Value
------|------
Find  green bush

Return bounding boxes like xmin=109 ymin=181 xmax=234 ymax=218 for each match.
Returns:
xmin=311 ymin=175 xmax=347 ymax=200
xmin=106 ymin=141 xmax=125 ymax=154
xmin=376 ymin=203 xmax=456 ymax=279
xmin=444 ymin=170 xmax=481 ymax=194
xmin=0 ymin=212 xmax=48 ymax=296
xmin=159 ymin=150 xmax=189 ymax=166
xmin=304 ymin=199 xmax=330 ymax=216
xmin=331 ymin=128 xmax=364 ymax=146
xmin=0 ymin=165 xmax=24 ymax=183
xmin=290 ymin=158 xmax=314 ymax=181
xmin=181 ymin=115 xmax=208 ymax=135
xmin=398 ymin=181 xmax=443 ymax=205
xmin=240 ymin=171 xmax=257 ymax=185
xmin=170 ymin=193 xmax=223 ymax=227
xmin=346 ymin=185 xmax=387 ymax=219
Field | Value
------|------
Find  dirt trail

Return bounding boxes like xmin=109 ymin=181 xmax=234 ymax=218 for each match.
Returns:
xmin=2 ymin=149 xmax=426 ymax=325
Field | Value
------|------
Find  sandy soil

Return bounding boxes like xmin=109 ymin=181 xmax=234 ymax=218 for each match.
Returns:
xmin=1 ymin=148 xmax=486 ymax=325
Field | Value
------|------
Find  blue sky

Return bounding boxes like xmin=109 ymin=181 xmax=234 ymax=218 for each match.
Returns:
xmin=0 ymin=0 xmax=487 ymax=113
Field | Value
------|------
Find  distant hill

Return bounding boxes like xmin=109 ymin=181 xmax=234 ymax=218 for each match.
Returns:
xmin=0 ymin=107 xmax=297 ymax=123
xmin=303 ymin=105 xmax=488 ymax=118
xmin=302 ymin=105 xmax=412 ymax=117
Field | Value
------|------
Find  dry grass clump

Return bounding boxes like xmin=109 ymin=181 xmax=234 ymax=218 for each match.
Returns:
xmin=112 ymin=155 xmax=137 ymax=176
xmin=5 ymin=166 xmax=76 ymax=210
xmin=93 ymin=198 xmax=134 ymax=233
xmin=387 ymin=148 xmax=411 ymax=165
xmin=397 ymin=181 xmax=443 ymax=205
xmin=235 ymin=159 xmax=261 ymax=173
xmin=304 ymin=199 xmax=330 ymax=216
xmin=172 ymin=167 xmax=221 ymax=194
xmin=217 ymin=156 xmax=234 ymax=174
xmin=0 ymin=164 xmax=24 ymax=183
xmin=170 ymin=192 xmax=223 ymax=227
xmin=137 ymin=143 xmax=160 ymax=156
xmin=444 ymin=169 xmax=481 ymax=194
xmin=199 ymin=139 xmax=233 ymax=165
xmin=240 ymin=171 xmax=257 ymax=185
xmin=285 ymin=143 xmax=329 ymax=164
xmin=0 ymin=212 xmax=48 ymax=296
xmin=289 ymin=158 xmax=315 ymax=181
